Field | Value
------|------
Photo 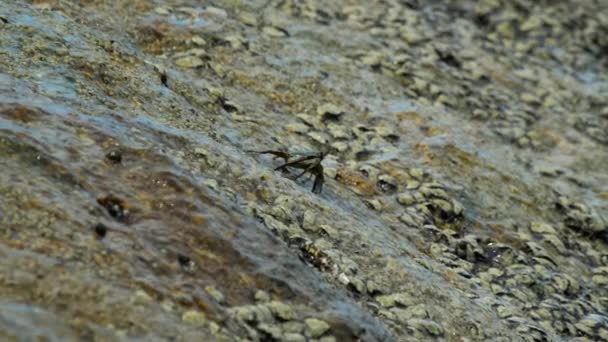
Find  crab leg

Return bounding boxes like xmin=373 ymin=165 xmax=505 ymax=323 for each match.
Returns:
xmin=294 ymin=161 xmax=320 ymax=179
xmin=274 ymin=154 xmax=318 ymax=171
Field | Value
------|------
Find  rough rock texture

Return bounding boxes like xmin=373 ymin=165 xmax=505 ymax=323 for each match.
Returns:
xmin=0 ymin=0 xmax=607 ymax=341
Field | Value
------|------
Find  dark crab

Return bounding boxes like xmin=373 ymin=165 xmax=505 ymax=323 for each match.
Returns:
xmin=248 ymin=149 xmax=326 ymax=194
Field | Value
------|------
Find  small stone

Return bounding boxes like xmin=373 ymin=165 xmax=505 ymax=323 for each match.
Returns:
xmin=301 ymin=210 xmax=317 ymax=232
xmin=286 ymin=123 xmax=310 ymax=134
xmin=263 ymin=26 xmax=289 ymax=37
xmin=366 ymin=280 xmax=384 ymax=295
xmin=239 ymin=12 xmax=258 ymax=26
xmin=497 ymin=305 xmax=515 ymax=318
xmin=397 ymin=193 xmax=416 ymax=206
xmin=319 ymin=337 xmax=337 ymax=342
xmin=283 ymin=333 xmax=306 ymax=342
xmin=305 ymin=318 xmax=330 ymax=338
xmin=258 ymin=323 xmax=283 ymax=339
xmin=399 ymin=213 xmax=418 ymax=227
xmin=361 ymin=53 xmax=384 ymax=67
xmin=347 ymin=277 xmax=366 ymax=294
xmin=408 ymin=319 xmax=444 ymax=336
xmin=317 ymin=103 xmax=345 ymax=120
xmin=203 ymin=179 xmax=219 ymax=192
xmin=253 ymin=304 xmax=274 ymax=323
xmin=182 ymin=310 xmax=207 ymax=326
xmin=536 ymin=165 xmax=564 ymax=177
xmin=224 ymin=35 xmax=244 ymax=49
xmin=331 ymin=141 xmax=348 ymax=152
xmin=327 ymin=123 xmax=350 ymax=139
xmin=521 ymin=93 xmax=540 ymax=105
xmin=268 ymin=301 xmax=294 ymax=321
xmin=234 ymin=306 xmax=256 ymax=322
xmin=203 ymin=6 xmax=227 ymax=18
xmin=520 ymin=16 xmax=543 ymax=32
xmin=365 ymin=198 xmax=383 ymax=211
xmin=283 ymin=321 xmax=305 ymax=334
xmin=542 ymin=234 xmax=566 ymax=253
xmin=205 ymin=286 xmax=225 ymax=304
xmin=175 ymin=56 xmax=204 ymax=68
xmin=376 ymin=293 xmax=414 ymax=308
xmin=191 ymin=36 xmax=206 ymax=46
xmin=530 ymin=222 xmax=557 ymax=235
xmin=338 ymin=273 xmax=350 ymax=286
xmin=307 ymin=131 xmax=331 ymax=144
xmin=154 ymin=7 xmax=170 ymax=15
xmin=318 ymin=224 xmax=337 ymax=237
xmin=402 ymin=30 xmax=423 ymax=44
xmin=576 ymin=314 xmax=608 ymax=335
xmin=406 ymin=180 xmax=420 ymax=189
xmin=592 ymin=275 xmax=608 ymax=286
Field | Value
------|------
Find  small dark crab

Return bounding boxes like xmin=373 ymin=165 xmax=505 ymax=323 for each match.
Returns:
xmin=247 ymin=149 xmax=326 ymax=194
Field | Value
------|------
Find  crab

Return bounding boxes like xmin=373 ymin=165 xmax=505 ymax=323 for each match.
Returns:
xmin=248 ymin=149 xmax=326 ymax=194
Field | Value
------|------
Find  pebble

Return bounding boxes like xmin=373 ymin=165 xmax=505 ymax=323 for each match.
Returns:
xmin=317 ymin=103 xmax=345 ymax=120
xmin=305 ymin=318 xmax=330 ymax=338
xmin=182 ymin=310 xmax=207 ymax=327
xmin=376 ymin=292 xmax=415 ymax=308
xmin=175 ymin=56 xmax=204 ymax=68
xmin=408 ymin=318 xmax=444 ymax=336
xmin=397 ymin=193 xmax=416 ymax=206
xmin=283 ymin=333 xmax=306 ymax=342
xmin=301 ymin=210 xmax=317 ymax=232
xmin=263 ymin=26 xmax=289 ymax=37
xmin=205 ymin=286 xmax=225 ymax=304
xmin=254 ymin=290 xmax=270 ymax=303
xmin=238 ymin=12 xmax=258 ymax=26
xmin=268 ymin=301 xmax=295 ymax=321
xmin=530 ymin=222 xmax=557 ymax=235
xmin=286 ymin=122 xmax=310 ymax=134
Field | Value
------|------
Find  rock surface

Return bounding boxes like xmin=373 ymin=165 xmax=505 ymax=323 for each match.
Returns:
xmin=0 ymin=0 xmax=607 ymax=341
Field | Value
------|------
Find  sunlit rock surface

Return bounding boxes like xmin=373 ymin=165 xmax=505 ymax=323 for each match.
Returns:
xmin=0 ymin=1 xmax=607 ymax=341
